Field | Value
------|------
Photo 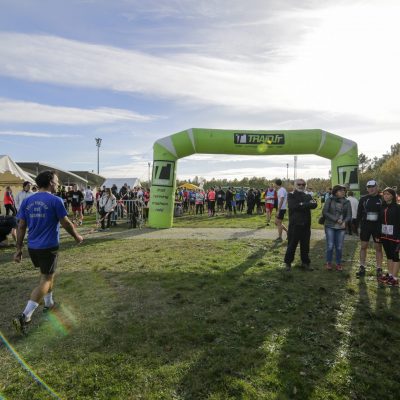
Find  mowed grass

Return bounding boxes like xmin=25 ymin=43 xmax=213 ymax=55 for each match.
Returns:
xmin=1 ymin=231 xmax=399 ymax=399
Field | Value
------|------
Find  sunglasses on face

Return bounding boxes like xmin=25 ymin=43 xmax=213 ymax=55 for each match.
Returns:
xmin=297 ymin=183 xmax=306 ymax=186
xmin=367 ymin=185 xmax=376 ymax=188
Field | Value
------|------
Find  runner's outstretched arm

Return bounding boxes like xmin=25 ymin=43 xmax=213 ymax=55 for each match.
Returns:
xmin=60 ymin=216 xmax=83 ymax=243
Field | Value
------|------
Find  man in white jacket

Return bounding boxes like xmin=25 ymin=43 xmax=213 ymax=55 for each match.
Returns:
xmin=15 ymin=181 xmax=34 ymax=211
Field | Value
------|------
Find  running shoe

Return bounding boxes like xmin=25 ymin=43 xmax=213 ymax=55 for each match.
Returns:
xmin=301 ymin=263 xmax=314 ymax=271
xmin=275 ymin=237 xmax=283 ymax=242
xmin=13 ymin=313 xmax=30 ymax=335
xmin=377 ymin=273 xmax=390 ymax=284
xmin=285 ymin=263 xmax=292 ymax=272
xmin=43 ymin=302 xmax=60 ymax=313
xmin=387 ymin=277 xmax=399 ymax=287
xmin=326 ymin=262 xmax=333 ymax=271
xmin=376 ymin=267 xmax=383 ymax=277
xmin=356 ymin=265 xmax=366 ymax=278
xmin=336 ymin=264 xmax=343 ymax=271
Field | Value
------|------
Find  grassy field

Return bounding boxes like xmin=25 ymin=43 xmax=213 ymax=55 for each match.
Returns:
xmin=1 ymin=213 xmax=399 ymax=400
xmin=172 ymin=206 xmax=324 ymax=229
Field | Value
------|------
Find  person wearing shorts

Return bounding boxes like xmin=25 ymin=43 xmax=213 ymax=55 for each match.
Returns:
xmin=70 ymin=184 xmax=84 ymax=225
xmin=355 ymin=180 xmax=383 ymax=278
xmin=84 ymin=185 xmax=94 ymax=214
xmin=377 ymin=187 xmax=400 ymax=287
xmin=264 ymin=185 xmax=275 ymax=225
xmin=274 ymin=179 xmax=288 ymax=241
xmin=13 ymin=170 xmax=83 ymax=335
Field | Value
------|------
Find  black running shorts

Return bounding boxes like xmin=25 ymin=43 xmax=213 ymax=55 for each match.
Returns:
xmin=359 ymin=223 xmax=380 ymax=243
xmin=277 ymin=209 xmax=286 ymax=220
xmin=28 ymin=246 xmax=59 ymax=275
xmin=381 ymin=239 xmax=399 ymax=262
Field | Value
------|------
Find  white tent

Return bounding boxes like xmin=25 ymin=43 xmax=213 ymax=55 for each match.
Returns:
xmin=0 ymin=155 xmax=35 ymax=185
xmin=0 ymin=155 xmax=35 ymax=211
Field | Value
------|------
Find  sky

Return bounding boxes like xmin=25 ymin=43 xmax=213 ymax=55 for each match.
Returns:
xmin=0 ymin=0 xmax=399 ymax=182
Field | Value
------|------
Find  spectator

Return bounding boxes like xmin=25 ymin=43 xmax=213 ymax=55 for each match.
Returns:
xmin=15 ymin=181 xmax=34 ymax=211
xmin=216 ymin=186 xmax=225 ymax=214
xmin=264 ymin=185 xmax=275 ymax=225
xmin=346 ymin=191 xmax=359 ymax=235
xmin=322 ymin=185 xmax=352 ymax=271
xmin=274 ymin=179 xmax=288 ymax=241
xmin=284 ymin=179 xmax=318 ymax=271
xmin=98 ymin=188 xmax=117 ymax=230
xmin=377 ymin=187 xmax=400 ymax=287
xmin=3 ymin=186 xmax=17 ymax=216
xmin=246 ymin=188 xmax=255 ymax=215
xmin=84 ymin=185 xmax=94 ymax=214
xmin=355 ymin=179 xmax=383 ymax=278
xmin=207 ymin=187 xmax=216 ymax=217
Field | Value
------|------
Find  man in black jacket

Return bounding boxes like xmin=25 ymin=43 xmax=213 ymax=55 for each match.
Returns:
xmin=284 ymin=179 xmax=318 ymax=271
xmin=355 ymin=179 xmax=383 ymax=278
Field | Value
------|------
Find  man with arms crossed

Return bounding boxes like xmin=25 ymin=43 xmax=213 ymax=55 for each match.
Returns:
xmin=274 ymin=179 xmax=288 ymax=241
xmin=13 ymin=171 xmax=83 ymax=335
xmin=284 ymin=179 xmax=318 ymax=271
xmin=356 ymin=179 xmax=383 ymax=278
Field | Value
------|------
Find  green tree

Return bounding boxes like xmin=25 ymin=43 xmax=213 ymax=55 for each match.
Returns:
xmin=358 ymin=153 xmax=371 ymax=173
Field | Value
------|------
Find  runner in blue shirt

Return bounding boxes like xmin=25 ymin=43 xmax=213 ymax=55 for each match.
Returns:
xmin=13 ymin=170 xmax=83 ymax=335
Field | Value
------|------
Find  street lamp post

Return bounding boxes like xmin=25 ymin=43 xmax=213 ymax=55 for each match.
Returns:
xmin=286 ymin=163 xmax=289 ymax=180
xmin=148 ymin=162 xmax=151 ymax=183
xmin=95 ymin=138 xmax=102 ymax=174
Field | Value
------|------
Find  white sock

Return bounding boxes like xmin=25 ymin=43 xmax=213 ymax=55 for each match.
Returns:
xmin=23 ymin=300 xmax=39 ymax=321
xmin=44 ymin=292 xmax=54 ymax=307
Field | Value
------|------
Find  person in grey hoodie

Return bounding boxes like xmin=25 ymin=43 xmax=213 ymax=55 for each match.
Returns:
xmin=322 ymin=185 xmax=352 ymax=271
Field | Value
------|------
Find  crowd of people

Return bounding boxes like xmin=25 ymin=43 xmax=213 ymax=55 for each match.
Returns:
xmin=0 ymin=180 xmax=150 ymax=244
xmin=175 ymin=180 xmax=289 ymax=220
xmin=2 ymin=170 xmax=400 ymax=335
xmin=283 ymin=178 xmax=399 ymax=288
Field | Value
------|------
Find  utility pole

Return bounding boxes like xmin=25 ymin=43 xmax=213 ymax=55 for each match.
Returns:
xmin=95 ymin=138 xmax=102 ymax=174
xmin=286 ymin=163 xmax=289 ymax=180
xmin=294 ymin=156 xmax=297 ymax=180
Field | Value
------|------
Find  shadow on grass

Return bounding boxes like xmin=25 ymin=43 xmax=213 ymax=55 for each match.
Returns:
xmin=174 ymin=239 xmax=359 ymax=399
xmin=347 ymin=276 xmax=400 ymax=399
xmin=2 ymin=237 xmax=381 ymax=400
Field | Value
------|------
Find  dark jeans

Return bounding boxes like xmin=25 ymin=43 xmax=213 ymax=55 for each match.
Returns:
xmin=208 ymin=201 xmax=215 ymax=216
xmin=5 ymin=204 xmax=16 ymax=216
xmin=100 ymin=210 xmax=111 ymax=229
xmin=284 ymin=224 xmax=311 ymax=265
xmin=196 ymin=204 xmax=203 ymax=215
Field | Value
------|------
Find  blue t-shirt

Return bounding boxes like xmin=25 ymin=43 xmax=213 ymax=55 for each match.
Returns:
xmin=17 ymin=192 xmax=68 ymax=249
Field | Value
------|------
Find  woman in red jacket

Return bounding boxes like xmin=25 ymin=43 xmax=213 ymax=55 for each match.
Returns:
xmin=4 ymin=186 xmax=17 ymax=216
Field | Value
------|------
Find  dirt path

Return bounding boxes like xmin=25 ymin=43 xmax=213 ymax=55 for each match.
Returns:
xmin=79 ymin=227 xmax=337 ymax=241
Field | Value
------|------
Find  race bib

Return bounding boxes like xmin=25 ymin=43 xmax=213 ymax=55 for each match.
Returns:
xmin=381 ymin=224 xmax=394 ymax=235
xmin=366 ymin=212 xmax=378 ymax=222
xmin=266 ymin=200 xmax=274 ymax=204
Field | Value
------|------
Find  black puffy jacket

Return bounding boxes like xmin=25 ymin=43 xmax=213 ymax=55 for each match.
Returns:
xmin=287 ymin=190 xmax=318 ymax=226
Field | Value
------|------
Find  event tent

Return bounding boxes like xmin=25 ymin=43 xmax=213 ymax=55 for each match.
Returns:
xmin=0 ymin=155 xmax=35 ymax=186
xmin=0 ymin=155 xmax=35 ymax=211
xmin=17 ymin=162 xmax=87 ymax=187
xmin=178 ymin=182 xmax=200 ymax=190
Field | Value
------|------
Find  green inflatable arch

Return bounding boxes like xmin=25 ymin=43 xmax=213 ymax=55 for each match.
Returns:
xmin=149 ymin=129 xmax=359 ymax=228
